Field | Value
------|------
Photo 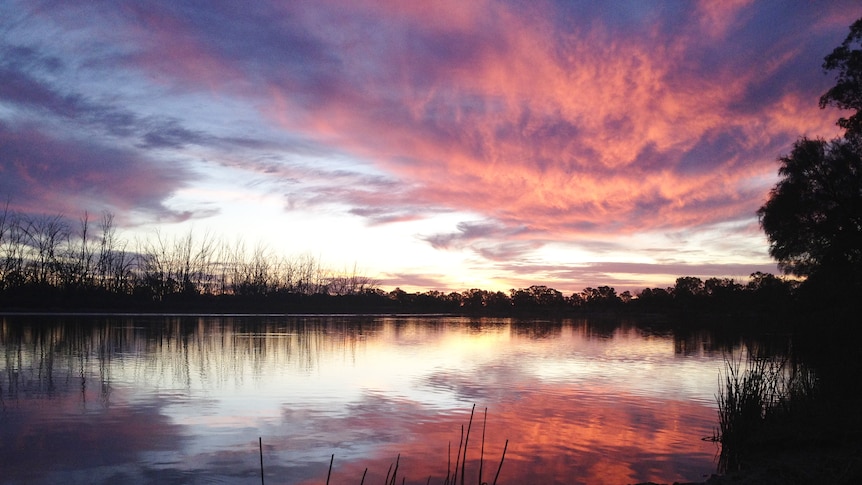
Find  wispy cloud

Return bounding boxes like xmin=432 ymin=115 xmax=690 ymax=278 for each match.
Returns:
xmin=1 ymin=0 xmax=858 ymax=289
xmin=0 ymin=122 xmax=195 ymax=221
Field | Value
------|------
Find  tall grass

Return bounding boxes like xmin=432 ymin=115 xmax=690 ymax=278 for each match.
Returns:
xmin=712 ymin=350 xmax=818 ymax=472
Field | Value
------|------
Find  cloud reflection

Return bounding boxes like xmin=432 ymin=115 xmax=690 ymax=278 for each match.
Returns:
xmin=0 ymin=392 xmax=186 ymax=483
xmin=1 ymin=315 xmax=742 ymax=484
xmin=286 ymin=389 xmax=716 ymax=485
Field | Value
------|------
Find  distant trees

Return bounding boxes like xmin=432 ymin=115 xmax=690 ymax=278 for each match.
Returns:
xmin=460 ymin=288 xmax=511 ymax=312
xmin=0 ymin=206 xmax=381 ymax=310
xmin=758 ymin=17 xmax=862 ymax=297
xmin=704 ymin=278 xmax=741 ymax=299
xmin=511 ymin=285 xmax=566 ymax=311
xmin=636 ymin=286 xmax=672 ymax=307
xmin=578 ymin=286 xmax=621 ymax=309
xmin=0 ymin=205 xmax=804 ymax=315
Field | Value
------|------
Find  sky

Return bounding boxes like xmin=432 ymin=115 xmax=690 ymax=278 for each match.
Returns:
xmin=1 ymin=1 xmax=859 ymax=294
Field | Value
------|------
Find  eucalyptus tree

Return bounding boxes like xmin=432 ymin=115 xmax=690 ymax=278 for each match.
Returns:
xmin=820 ymin=17 xmax=862 ymax=140
xmin=758 ymin=18 xmax=862 ymax=291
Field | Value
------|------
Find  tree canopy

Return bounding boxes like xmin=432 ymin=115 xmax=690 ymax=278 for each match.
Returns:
xmin=759 ymin=17 xmax=862 ymax=294
xmin=757 ymin=138 xmax=862 ymax=278
xmin=820 ymin=18 xmax=862 ymax=140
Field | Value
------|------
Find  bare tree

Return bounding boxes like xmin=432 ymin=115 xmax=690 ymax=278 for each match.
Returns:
xmin=23 ymin=214 xmax=70 ymax=286
xmin=0 ymin=210 xmax=379 ymax=306
xmin=63 ymin=211 xmax=96 ymax=289
xmin=96 ymin=212 xmax=134 ymax=293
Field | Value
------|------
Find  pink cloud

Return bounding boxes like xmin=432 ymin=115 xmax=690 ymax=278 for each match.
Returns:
xmin=45 ymin=1 xmax=844 ymax=242
xmin=249 ymin=1 xmax=847 ymax=242
xmin=4 ymin=0 xmax=858 ymax=288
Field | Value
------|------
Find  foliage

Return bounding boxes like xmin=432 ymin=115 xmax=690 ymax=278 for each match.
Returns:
xmin=757 ymin=138 xmax=862 ymax=279
xmin=820 ymin=18 xmax=862 ymax=139
xmin=758 ymin=17 xmax=862 ymax=296
xmin=674 ymin=276 xmax=705 ymax=299
xmin=713 ymin=352 xmax=817 ymax=473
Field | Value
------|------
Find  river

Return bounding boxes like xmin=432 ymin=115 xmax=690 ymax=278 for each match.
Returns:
xmin=0 ymin=314 xmax=741 ymax=484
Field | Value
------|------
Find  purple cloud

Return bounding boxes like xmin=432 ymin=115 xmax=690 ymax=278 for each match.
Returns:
xmin=1 ymin=0 xmax=859 ymax=289
xmin=0 ymin=122 xmax=194 ymax=221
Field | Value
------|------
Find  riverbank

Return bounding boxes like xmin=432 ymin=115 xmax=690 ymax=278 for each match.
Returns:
xmin=702 ymin=442 xmax=862 ymax=484
xmin=702 ymin=315 xmax=862 ymax=485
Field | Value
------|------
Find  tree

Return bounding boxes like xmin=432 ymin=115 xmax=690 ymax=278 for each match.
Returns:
xmin=745 ymin=271 xmax=794 ymax=304
xmin=673 ymin=276 xmax=704 ymax=298
xmin=820 ymin=18 xmax=862 ymax=140
xmin=637 ymin=287 xmax=672 ymax=306
xmin=758 ymin=18 xmax=862 ymax=293
xmin=704 ymin=277 xmax=741 ymax=299
xmin=758 ymin=136 xmax=862 ymax=280
xmin=579 ymin=285 xmax=620 ymax=308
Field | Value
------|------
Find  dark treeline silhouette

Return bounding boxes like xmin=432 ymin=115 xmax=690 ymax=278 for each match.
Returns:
xmin=0 ymin=207 xmax=377 ymax=312
xmin=0 ymin=204 xmax=802 ymax=316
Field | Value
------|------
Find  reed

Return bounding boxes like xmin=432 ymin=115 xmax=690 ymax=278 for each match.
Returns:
xmin=257 ymin=406 xmax=507 ymax=484
xmin=712 ymin=351 xmax=817 ymax=472
xmin=460 ymin=404 xmax=475 ymax=485
xmin=259 ymin=437 xmax=264 ymax=485
xmin=332 ymin=405 xmax=507 ymax=485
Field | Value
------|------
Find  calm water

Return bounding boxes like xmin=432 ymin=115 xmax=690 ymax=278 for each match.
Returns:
xmin=0 ymin=315 xmax=739 ymax=484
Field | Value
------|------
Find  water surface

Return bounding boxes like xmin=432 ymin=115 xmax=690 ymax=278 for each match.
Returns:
xmin=0 ymin=315 xmax=734 ymax=484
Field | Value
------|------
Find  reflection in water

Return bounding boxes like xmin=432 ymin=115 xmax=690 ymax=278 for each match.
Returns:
xmin=1 ymin=315 xmax=743 ymax=484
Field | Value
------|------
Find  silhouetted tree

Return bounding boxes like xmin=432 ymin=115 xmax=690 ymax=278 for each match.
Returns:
xmin=637 ymin=287 xmax=672 ymax=305
xmin=530 ymin=285 xmax=565 ymax=307
xmin=25 ymin=214 xmax=69 ymax=286
xmin=461 ymin=288 xmax=486 ymax=310
xmin=704 ymin=277 xmax=741 ymax=298
xmin=757 ymin=138 xmax=862 ymax=283
xmin=567 ymin=292 xmax=585 ymax=308
xmin=485 ymin=290 xmax=512 ymax=312
xmin=389 ymin=287 xmax=409 ymax=304
xmin=673 ymin=276 xmax=704 ymax=298
xmin=758 ymin=17 xmax=862 ymax=299
xmin=510 ymin=285 xmax=565 ymax=311
xmin=579 ymin=285 xmax=621 ymax=309
xmin=745 ymin=271 xmax=794 ymax=306
xmin=510 ymin=287 xmax=535 ymax=310
xmin=820 ymin=17 xmax=862 ymax=140
xmin=96 ymin=212 xmax=133 ymax=294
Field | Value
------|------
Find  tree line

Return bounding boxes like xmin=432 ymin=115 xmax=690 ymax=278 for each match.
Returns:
xmin=0 ymin=203 xmax=799 ymax=314
xmin=0 ymin=206 xmax=377 ymax=311
xmin=386 ymin=272 xmax=796 ymax=315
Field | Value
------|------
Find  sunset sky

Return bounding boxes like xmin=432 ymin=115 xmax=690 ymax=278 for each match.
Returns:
xmin=1 ymin=1 xmax=859 ymax=294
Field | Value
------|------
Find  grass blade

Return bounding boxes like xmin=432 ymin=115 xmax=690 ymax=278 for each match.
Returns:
xmin=492 ymin=439 xmax=508 ymax=485
xmin=461 ymin=404 xmax=475 ymax=485
xmin=259 ymin=437 xmax=265 ymax=485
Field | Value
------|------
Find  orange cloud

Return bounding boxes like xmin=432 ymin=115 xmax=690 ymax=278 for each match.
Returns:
xmin=98 ymin=0 xmax=841 ymax=244
xmin=256 ymin=0 xmax=843 ymax=243
xmin=4 ymin=0 xmax=857 ymax=288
